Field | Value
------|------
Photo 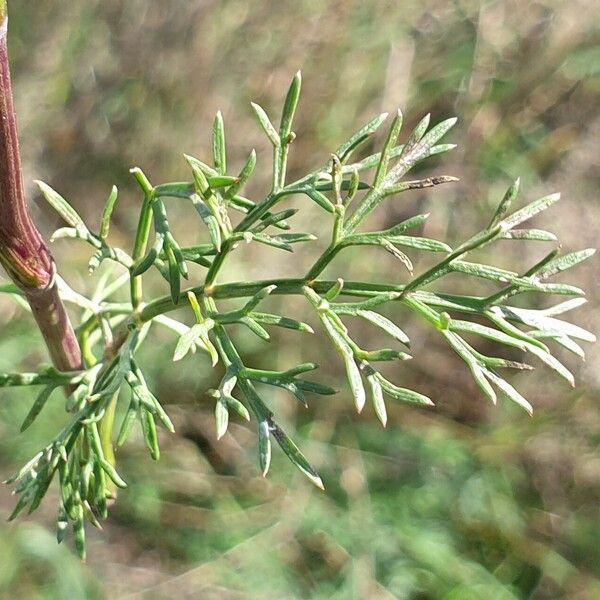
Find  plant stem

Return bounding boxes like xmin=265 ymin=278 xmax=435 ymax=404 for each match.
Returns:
xmin=130 ymin=168 xmax=155 ymax=309
xmin=140 ymin=278 xmax=400 ymax=321
xmin=0 ymin=8 xmax=82 ymax=374
xmin=304 ymin=244 xmax=343 ymax=281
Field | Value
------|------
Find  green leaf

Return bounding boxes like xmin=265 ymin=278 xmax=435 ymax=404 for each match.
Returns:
xmin=381 ymin=240 xmax=413 ymax=273
xmin=324 ymin=278 xmax=344 ymax=302
xmin=277 ymin=233 xmax=317 ymax=245
xmin=294 ymin=378 xmax=337 ymax=395
xmin=126 ymin=367 xmax=175 ymax=433
xmin=100 ymin=186 xmax=119 ymax=240
xmin=335 ymin=112 xmax=389 ymax=163
xmin=374 ymin=109 xmax=403 ymax=188
xmin=343 ymin=144 xmax=404 ymax=174
xmin=213 ymin=111 xmax=226 ymax=174
xmin=224 ymin=149 xmax=257 ymax=200
xmin=355 ymin=310 xmax=410 ymax=346
xmin=248 ymin=232 xmax=293 ymax=252
xmin=542 ymin=297 xmax=587 ymax=316
xmin=346 ymin=168 xmax=360 ymax=204
xmin=484 ymin=371 xmax=533 ymax=415
xmin=239 ymin=316 xmax=271 ymax=340
xmin=525 ymin=343 xmax=574 ymax=386
xmin=416 ymin=117 xmax=458 ymax=153
xmin=173 ymin=322 xmax=217 ymax=364
xmin=485 ymin=308 xmax=549 ymax=352
xmin=166 ymin=246 xmax=181 ymax=305
xmin=500 ymin=193 xmax=560 ymax=230
xmin=36 ymin=180 xmax=88 ymax=231
xmin=383 ymin=175 xmax=459 ymax=197
xmin=450 ymin=260 xmax=518 ymax=283
xmin=187 ymin=290 xmax=203 ymax=322
xmin=206 ymin=175 xmax=238 ymax=189
xmin=471 ymin=364 xmax=498 ymax=405
xmin=258 ymin=420 xmax=272 ymax=476
xmin=225 ymin=395 xmax=250 ymax=422
xmin=358 ymin=349 xmax=410 ymax=362
xmin=49 ymin=226 xmax=98 ymax=246
xmin=384 ymin=116 xmax=457 ymax=185
xmin=403 ymin=113 xmax=431 ymax=151
xmin=209 ymin=371 xmax=250 ymax=434
xmin=20 ymin=385 xmax=56 ymax=432
xmin=184 ymin=154 xmax=218 ymax=177
xmin=8 ymin=493 xmax=32 ymax=522
xmin=442 ymin=330 xmax=510 ymax=405
xmin=333 ymin=292 xmax=401 ymax=313
xmin=282 ymin=363 xmax=319 ymax=376
xmin=73 ymin=509 xmax=86 ymax=561
xmin=499 ymin=305 xmax=595 ymax=342
xmin=131 ymin=242 xmax=159 ymax=276
xmin=186 ymin=158 xmax=224 ymax=249
xmin=271 ymin=423 xmax=324 ymax=489
xmin=99 ymin=459 xmax=127 ymax=489
xmin=141 ymin=409 xmax=160 ymax=460
xmin=376 ymin=373 xmax=433 ymax=406
xmin=320 ymin=314 xmax=365 ymax=412
xmin=56 ymin=506 xmax=69 ymax=544
xmin=385 ymin=213 xmax=431 ymax=236
xmin=215 ymin=399 xmax=229 ymax=440
xmin=117 ymin=397 xmax=139 ymax=447
xmin=448 ymin=319 xmax=527 ymax=350
xmin=500 ymin=229 xmax=557 ymax=242
xmin=387 ymin=235 xmax=451 ymax=253
xmin=301 ymin=187 xmax=336 ymax=213
xmin=533 ymin=333 xmax=585 ymax=359
xmin=366 ymin=368 xmax=387 ymax=427
xmin=489 ymin=178 xmax=520 ymax=229
xmin=251 ymin=102 xmax=280 ymax=146
xmin=190 ymin=192 xmax=222 ymax=252
xmin=528 ymin=282 xmax=585 ymax=296
xmin=241 ymin=366 xmax=335 ymax=406
xmin=536 ymin=249 xmax=596 ymax=279
xmin=250 ymin=312 xmax=314 ymax=334
xmin=344 ymin=214 xmax=431 ymax=247
xmin=252 ymin=208 xmax=297 ymax=233
xmin=338 ymin=348 xmax=366 ymax=414
xmin=154 ymin=181 xmax=195 ymax=199
xmin=280 ymin=71 xmax=301 ymax=140
xmin=428 ymin=143 xmax=457 ymax=156
xmin=242 ymin=284 xmax=277 ymax=313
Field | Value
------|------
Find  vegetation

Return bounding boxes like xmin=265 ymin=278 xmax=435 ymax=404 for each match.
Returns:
xmin=0 ymin=1 xmax=597 ymax=597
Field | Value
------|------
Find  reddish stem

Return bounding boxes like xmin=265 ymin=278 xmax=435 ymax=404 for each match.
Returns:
xmin=0 ymin=11 xmax=82 ymax=373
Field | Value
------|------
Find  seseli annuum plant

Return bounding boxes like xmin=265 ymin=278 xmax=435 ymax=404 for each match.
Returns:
xmin=0 ymin=14 xmax=595 ymax=559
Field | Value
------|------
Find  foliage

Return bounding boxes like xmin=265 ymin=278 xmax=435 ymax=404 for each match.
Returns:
xmin=0 ymin=73 xmax=594 ymax=560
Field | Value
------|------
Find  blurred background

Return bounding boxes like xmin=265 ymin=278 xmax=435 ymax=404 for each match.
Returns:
xmin=0 ymin=0 xmax=598 ymax=598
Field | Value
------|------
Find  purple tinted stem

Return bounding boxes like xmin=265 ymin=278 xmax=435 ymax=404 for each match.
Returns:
xmin=0 ymin=14 xmax=82 ymax=373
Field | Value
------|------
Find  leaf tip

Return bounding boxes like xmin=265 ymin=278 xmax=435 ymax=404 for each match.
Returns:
xmin=313 ymin=476 xmax=325 ymax=491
